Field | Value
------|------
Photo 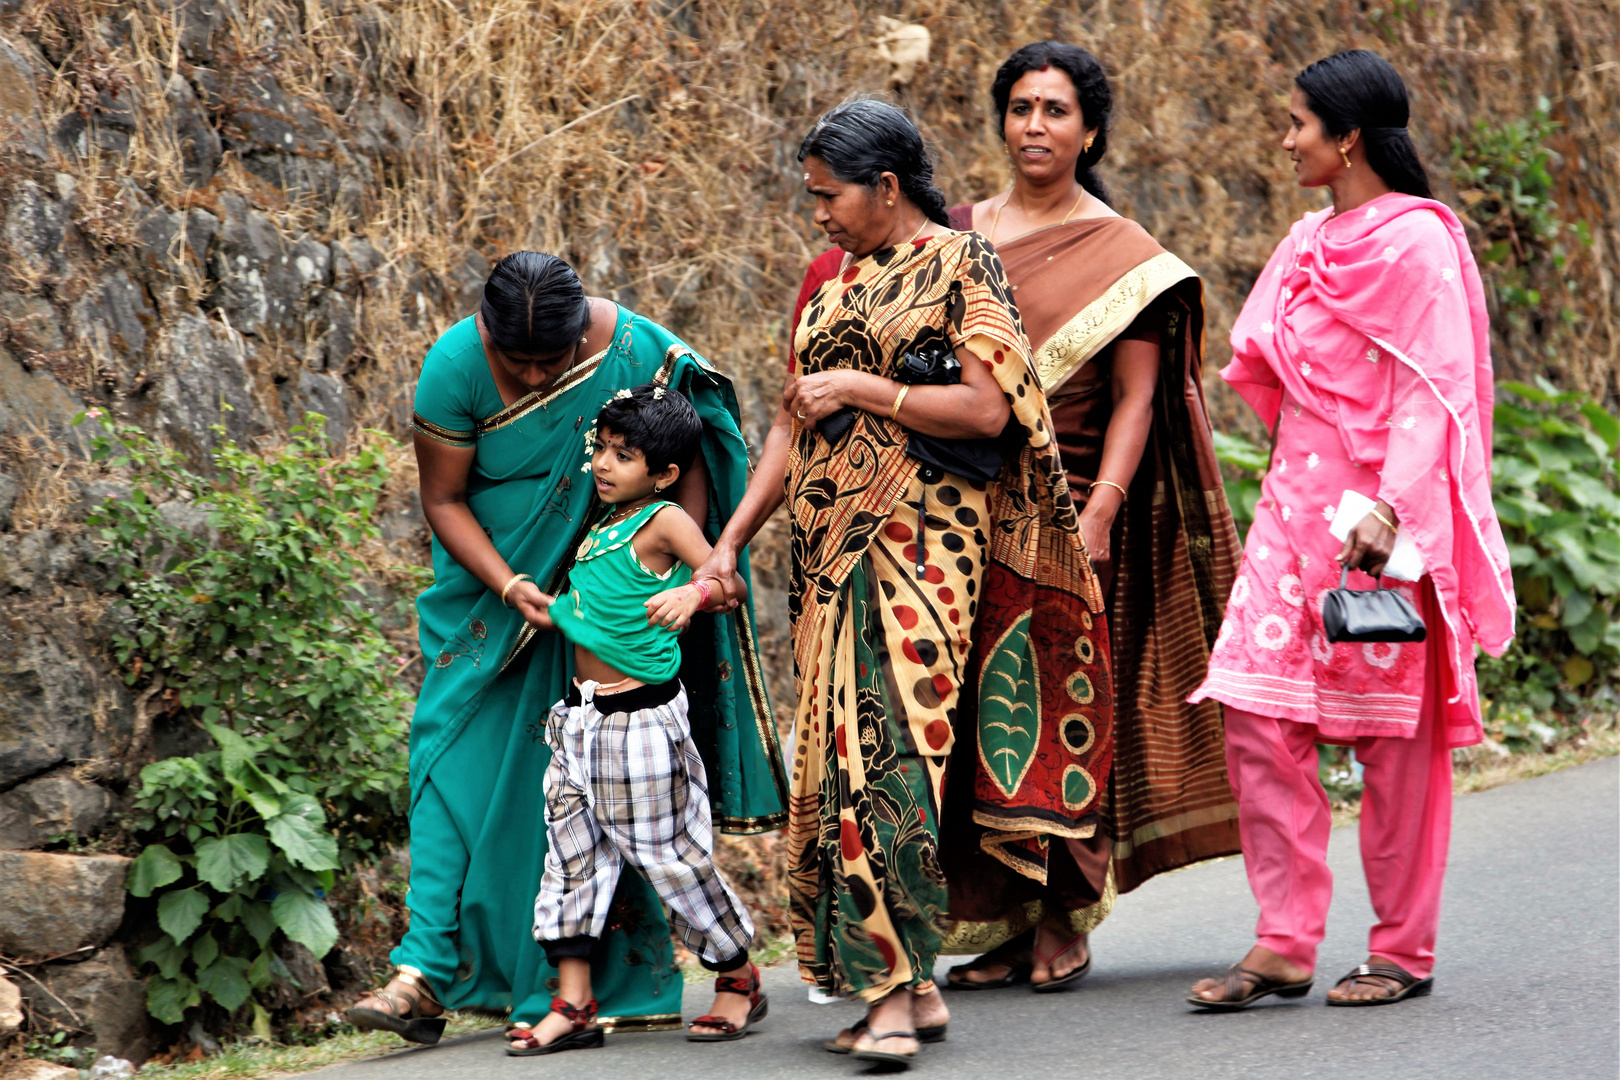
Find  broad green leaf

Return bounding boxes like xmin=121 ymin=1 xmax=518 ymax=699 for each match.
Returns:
xmin=1568 ymin=607 xmax=1609 ymax=656
xmin=128 ymin=844 xmax=185 ymax=898
xmin=146 ymin=975 xmax=201 ymax=1025
xmin=195 ymin=833 xmax=271 ymax=893
xmin=1498 ymin=380 xmax=1552 ymax=403
xmin=157 ymin=886 xmax=210 ymax=944
xmin=240 ymin=900 xmax=276 ymax=947
xmin=271 ymin=889 xmax=339 ymax=958
xmin=1578 ymin=401 xmax=1620 ymax=452
xmin=248 ymin=949 xmax=274 ymax=988
xmin=1562 ymin=655 xmax=1595 ymax=687
xmin=192 ymin=931 xmax=219 ymax=970
xmin=266 ymin=794 xmax=340 ymax=871
xmin=1561 ymin=590 xmax=1595 ymax=628
xmin=197 ymin=955 xmax=254 ymax=1012
xmin=137 ymin=935 xmax=187 ymax=980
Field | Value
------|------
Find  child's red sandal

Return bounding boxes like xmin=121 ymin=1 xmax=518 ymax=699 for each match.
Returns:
xmin=686 ymin=963 xmax=768 ymax=1042
xmin=505 ymin=996 xmax=604 ymax=1057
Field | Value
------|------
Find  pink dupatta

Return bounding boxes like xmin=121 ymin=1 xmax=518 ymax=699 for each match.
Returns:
xmin=1221 ymin=193 xmax=1515 ymax=706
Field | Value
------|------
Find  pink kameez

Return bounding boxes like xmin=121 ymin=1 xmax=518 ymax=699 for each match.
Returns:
xmin=1191 ymin=193 xmax=1515 ymax=748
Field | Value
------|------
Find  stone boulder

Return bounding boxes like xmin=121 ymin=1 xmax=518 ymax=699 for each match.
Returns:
xmin=0 ymin=346 xmax=82 ymax=441
xmin=0 ymin=604 xmax=98 ymax=787
xmin=1 ymin=1061 xmax=80 ymax=1080
xmin=0 ymin=770 xmax=112 ymax=849
xmin=26 ymin=948 xmax=153 ymax=1065
xmin=2 ymin=180 xmax=68 ymax=283
xmin=155 ymin=312 xmax=268 ymax=456
xmin=0 ymin=971 xmax=21 ymax=1038
xmin=162 ymin=74 xmax=221 ymax=188
xmin=0 ymin=35 xmax=47 ymax=160
xmin=0 ymin=852 xmax=129 ymax=960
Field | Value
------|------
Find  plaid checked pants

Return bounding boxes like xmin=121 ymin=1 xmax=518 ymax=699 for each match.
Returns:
xmin=532 ymin=679 xmax=754 ymax=968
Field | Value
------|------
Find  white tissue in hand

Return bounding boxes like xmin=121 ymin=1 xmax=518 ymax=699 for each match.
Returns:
xmin=1328 ymin=490 xmax=1426 ymax=582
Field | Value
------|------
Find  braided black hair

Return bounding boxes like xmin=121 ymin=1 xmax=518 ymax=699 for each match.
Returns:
xmin=797 ymin=99 xmax=951 ymax=227
xmin=991 ymin=42 xmax=1114 ymax=206
xmin=1296 ymin=49 xmax=1433 ymax=199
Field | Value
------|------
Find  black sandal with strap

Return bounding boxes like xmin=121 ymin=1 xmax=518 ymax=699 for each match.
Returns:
xmin=347 ymin=967 xmax=448 ymax=1046
xmin=1186 ymin=964 xmax=1314 ymax=1012
xmin=944 ymin=929 xmax=1035 ymax=991
xmin=852 ymin=1029 xmax=921 ymax=1070
xmin=823 ymin=1016 xmax=948 ymax=1054
xmin=1326 ymin=962 xmax=1433 ymax=1007
xmin=506 ymin=996 xmax=604 ymax=1056
xmin=686 ymin=963 xmax=768 ymax=1043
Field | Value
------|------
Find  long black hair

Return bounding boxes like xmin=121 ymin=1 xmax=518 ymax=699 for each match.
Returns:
xmin=797 ymin=99 xmax=951 ymax=227
xmin=991 ymin=42 xmax=1113 ymax=206
xmin=479 ymin=251 xmax=591 ymax=356
xmin=1295 ymin=49 xmax=1433 ymax=199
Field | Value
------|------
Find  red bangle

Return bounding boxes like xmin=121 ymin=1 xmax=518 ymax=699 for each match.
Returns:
xmin=689 ymin=579 xmax=712 ymax=608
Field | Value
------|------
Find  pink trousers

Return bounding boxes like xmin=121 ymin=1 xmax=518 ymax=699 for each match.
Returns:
xmin=1222 ymin=698 xmax=1453 ymax=979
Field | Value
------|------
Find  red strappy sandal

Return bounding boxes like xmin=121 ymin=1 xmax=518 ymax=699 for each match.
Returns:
xmin=686 ymin=963 xmax=768 ymax=1042
xmin=505 ymin=996 xmax=604 ymax=1057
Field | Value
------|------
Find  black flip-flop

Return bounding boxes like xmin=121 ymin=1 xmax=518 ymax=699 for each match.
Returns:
xmin=1187 ymin=965 xmax=1314 ymax=1011
xmin=850 ymin=1029 xmax=920 ymax=1070
xmin=824 ymin=1017 xmax=947 ymax=1054
xmin=944 ymin=930 xmax=1035 ymax=991
xmin=1325 ymin=963 xmax=1433 ymax=1007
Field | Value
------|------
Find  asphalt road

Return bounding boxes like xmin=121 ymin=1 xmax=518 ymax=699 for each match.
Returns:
xmin=314 ymin=756 xmax=1619 ymax=1080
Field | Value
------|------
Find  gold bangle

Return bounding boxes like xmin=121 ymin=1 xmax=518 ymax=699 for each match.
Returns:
xmin=1090 ymin=479 xmax=1128 ymax=499
xmin=890 ymin=384 xmax=911 ymax=422
xmin=500 ymin=573 xmax=533 ymax=607
xmin=1370 ymin=508 xmax=1398 ymax=533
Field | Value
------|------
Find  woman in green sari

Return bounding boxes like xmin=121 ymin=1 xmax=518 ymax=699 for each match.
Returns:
xmin=348 ymin=252 xmax=786 ymax=1044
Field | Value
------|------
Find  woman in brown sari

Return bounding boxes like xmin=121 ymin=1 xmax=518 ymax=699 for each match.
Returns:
xmin=940 ymin=42 xmax=1243 ymax=991
xmin=695 ymin=99 xmax=1111 ymax=1069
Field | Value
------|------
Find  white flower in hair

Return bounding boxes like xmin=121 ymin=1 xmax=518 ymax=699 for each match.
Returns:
xmin=613 ymin=388 xmax=633 ymax=400
xmin=653 ymin=387 xmax=667 ymax=400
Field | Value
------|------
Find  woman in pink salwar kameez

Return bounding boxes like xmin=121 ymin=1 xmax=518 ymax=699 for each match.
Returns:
xmin=1187 ymin=50 xmax=1515 ymax=1011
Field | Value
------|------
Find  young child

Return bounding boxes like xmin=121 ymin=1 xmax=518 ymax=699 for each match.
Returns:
xmin=507 ymin=383 xmax=765 ymax=1057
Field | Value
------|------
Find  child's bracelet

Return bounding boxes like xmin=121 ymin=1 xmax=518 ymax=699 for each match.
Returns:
xmin=689 ymin=578 xmax=713 ymax=609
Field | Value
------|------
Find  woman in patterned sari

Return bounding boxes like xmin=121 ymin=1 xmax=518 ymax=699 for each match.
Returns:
xmin=940 ymin=42 xmax=1242 ymax=992
xmin=694 ymin=101 xmax=1111 ymax=1069
xmin=348 ymin=252 xmax=786 ymax=1047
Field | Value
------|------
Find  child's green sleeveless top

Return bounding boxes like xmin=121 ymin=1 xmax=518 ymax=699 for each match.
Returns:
xmin=549 ymin=501 xmax=692 ymax=684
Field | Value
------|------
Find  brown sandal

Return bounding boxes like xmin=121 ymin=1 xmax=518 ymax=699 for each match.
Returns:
xmin=1326 ymin=962 xmax=1433 ymax=1007
xmin=686 ymin=963 xmax=768 ymax=1042
xmin=348 ymin=967 xmax=448 ymax=1046
xmin=1186 ymin=964 xmax=1314 ymax=1011
xmin=506 ymin=996 xmax=603 ymax=1056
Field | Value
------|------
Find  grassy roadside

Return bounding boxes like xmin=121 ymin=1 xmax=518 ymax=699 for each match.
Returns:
xmin=127 ymin=736 xmax=1615 ymax=1080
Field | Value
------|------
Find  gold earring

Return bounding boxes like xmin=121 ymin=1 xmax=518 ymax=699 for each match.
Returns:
xmin=1340 ymin=146 xmax=1352 ymax=169
xmin=1084 ymin=137 xmax=1094 ymax=152
xmin=886 ymin=199 xmax=894 ymax=207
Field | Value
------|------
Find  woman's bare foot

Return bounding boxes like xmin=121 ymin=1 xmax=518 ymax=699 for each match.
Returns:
xmin=945 ymin=928 xmax=1033 ymax=987
xmin=1189 ymin=945 xmax=1311 ymax=1004
xmin=1031 ymin=922 xmax=1089 ymax=986
xmin=910 ymin=983 xmax=949 ymax=1030
xmin=687 ymin=961 xmax=754 ymax=1037
xmin=1325 ymin=955 xmax=1413 ymax=1003
xmin=849 ymin=989 xmax=919 ymax=1058
xmin=351 ymin=972 xmax=442 ymax=1022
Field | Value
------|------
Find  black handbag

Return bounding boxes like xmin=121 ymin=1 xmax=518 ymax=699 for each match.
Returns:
xmin=1321 ymin=566 xmax=1427 ymax=644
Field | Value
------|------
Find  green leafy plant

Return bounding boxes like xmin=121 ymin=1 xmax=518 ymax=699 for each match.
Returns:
xmin=79 ymin=411 xmax=412 ymax=1027
xmin=1213 ymin=428 xmax=1269 ymax=542
xmin=1453 ymin=99 xmax=1592 ymax=330
xmin=1478 ymin=380 xmax=1620 ymax=744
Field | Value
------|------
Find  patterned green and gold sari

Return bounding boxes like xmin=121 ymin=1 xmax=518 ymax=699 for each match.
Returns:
xmin=399 ymin=306 xmax=786 ymax=1027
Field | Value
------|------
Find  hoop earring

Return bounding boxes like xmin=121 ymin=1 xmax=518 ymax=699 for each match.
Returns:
xmin=1340 ymin=147 xmax=1353 ymax=169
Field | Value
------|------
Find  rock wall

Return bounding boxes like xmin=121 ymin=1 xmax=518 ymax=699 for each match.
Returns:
xmin=0 ymin=0 xmax=1613 ymax=1061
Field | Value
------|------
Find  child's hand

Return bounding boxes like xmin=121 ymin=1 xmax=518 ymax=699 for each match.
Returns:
xmin=645 ymin=583 xmax=702 ymax=631
xmin=511 ymin=582 xmax=556 ymax=631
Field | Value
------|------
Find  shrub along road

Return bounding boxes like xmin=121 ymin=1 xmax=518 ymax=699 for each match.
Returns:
xmin=314 ymin=757 xmax=1618 ymax=1080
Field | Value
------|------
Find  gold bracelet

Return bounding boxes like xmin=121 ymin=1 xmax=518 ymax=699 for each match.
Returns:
xmin=500 ymin=573 xmax=533 ymax=607
xmin=1370 ymin=508 xmax=1398 ymax=533
xmin=1090 ymin=479 xmax=1128 ymax=499
xmin=890 ymin=384 xmax=911 ymax=422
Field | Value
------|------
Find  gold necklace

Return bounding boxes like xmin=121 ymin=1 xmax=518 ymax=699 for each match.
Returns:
xmin=988 ymin=186 xmax=1088 ymax=244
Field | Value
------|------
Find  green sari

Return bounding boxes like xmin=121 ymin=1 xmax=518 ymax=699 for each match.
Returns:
xmin=397 ymin=306 xmax=786 ymax=1028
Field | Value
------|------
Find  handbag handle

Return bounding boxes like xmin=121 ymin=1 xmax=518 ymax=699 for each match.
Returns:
xmin=1338 ymin=564 xmax=1387 ymax=591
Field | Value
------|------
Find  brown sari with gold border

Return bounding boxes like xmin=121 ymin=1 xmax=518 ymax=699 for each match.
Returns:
xmin=940 ymin=209 xmax=1242 ymax=950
